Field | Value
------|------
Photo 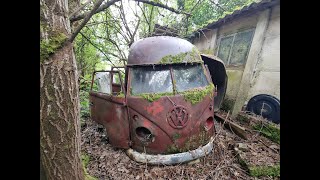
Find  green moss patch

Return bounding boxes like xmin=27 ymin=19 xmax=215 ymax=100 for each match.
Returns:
xmin=172 ymin=133 xmax=181 ymax=140
xmin=249 ymin=164 xmax=280 ymax=178
xmin=159 ymin=47 xmax=202 ymax=64
xmin=252 ymin=123 xmax=280 ymax=144
xmin=138 ymin=92 xmax=174 ymax=102
xmin=180 ymin=83 xmax=215 ymax=105
xmin=40 ymin=32 xmax=67 ymax=63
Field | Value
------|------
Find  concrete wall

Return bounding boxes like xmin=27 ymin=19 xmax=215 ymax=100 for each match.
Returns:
xmin=248 ymin=5 xmax=280 ymax=100
xmin=192 ymin=4 xmax=280 ymax=114
xmin=216 ymin=12 xmax=259 ymax=101
xmin=225 ymin=69 xmax=244 ymax=100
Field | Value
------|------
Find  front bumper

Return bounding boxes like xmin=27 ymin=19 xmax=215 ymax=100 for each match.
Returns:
xmin=126 ymin=137 xmax=214 ymax=165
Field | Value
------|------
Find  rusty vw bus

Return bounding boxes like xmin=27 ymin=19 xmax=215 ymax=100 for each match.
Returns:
xmin=89 ymin=36 xmax=227 ymax=165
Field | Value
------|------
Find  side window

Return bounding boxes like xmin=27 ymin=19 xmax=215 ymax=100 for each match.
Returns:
xmin=111 ymin=72 xmax=122 ymax=95
xmin=93 ymin=72 xmax=111 ymax=94
xmin=91 ymin=70 xmax=124 ymax=96
xmin=111 ymin=67 xmax=125 ymax=95
xmin=217 ymin=36 xmax=233 ymax=65
xmin=229 ymin=30 xmax=254 ymax=65
xmin=216 ymin=29 xmax=255 ymax=66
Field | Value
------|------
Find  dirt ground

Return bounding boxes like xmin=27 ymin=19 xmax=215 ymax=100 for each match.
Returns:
xmin=81 ymin=112 xmax=280 ymax=180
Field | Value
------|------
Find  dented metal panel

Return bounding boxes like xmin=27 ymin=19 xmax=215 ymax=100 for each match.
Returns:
xmin=126 ymin=94 xmax=215 ymax=155
xmin=90 ymin=93 xmax=130 ymax=149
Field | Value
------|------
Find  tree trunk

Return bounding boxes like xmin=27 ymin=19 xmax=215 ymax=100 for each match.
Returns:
xmin=40 ymin=0 xmax=84 ymax=179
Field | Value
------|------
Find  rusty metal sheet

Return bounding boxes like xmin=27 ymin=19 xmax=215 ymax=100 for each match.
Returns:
xmin=126 ymin=95 xmax=215 ymax=154
xmin=90 ymin=92 xmax=130 ymax=148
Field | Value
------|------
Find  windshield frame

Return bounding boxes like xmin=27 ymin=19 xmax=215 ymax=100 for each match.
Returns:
xmin=127 ymin=63 xmax=212 ymax=96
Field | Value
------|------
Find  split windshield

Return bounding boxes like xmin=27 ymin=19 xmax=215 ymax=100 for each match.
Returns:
xmin=130 ymin=64 xmax=209 ymax=95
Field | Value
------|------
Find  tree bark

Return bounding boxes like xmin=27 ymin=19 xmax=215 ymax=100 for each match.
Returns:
xmin=40 ymin=0 xmax=84 ymax=179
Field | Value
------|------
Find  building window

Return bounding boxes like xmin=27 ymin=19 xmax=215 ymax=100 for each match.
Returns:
xmin=216 ymin=29 xmax=255 ymax=66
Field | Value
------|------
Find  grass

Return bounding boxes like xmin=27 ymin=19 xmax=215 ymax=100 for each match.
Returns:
xmin=249 ymin=164 xmax=280 ymax=177
xmin=252 ymin=123 xmax=280 ymax=144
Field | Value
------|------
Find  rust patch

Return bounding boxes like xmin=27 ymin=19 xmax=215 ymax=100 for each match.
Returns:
xmin=145 ymin=101 xmax=165 ymax=116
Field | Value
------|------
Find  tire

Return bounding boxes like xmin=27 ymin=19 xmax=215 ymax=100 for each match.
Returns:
xmin=246 ymin=94 xmax=280 ymax=124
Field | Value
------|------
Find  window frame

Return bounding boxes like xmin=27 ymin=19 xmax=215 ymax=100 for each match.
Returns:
xmin=90 ymin=70 xmax=125 ymax=95
xmin=127 ymin=63 xmax=211 ymax=96
xmin=216 ymin=28 xmax=255 ymax=67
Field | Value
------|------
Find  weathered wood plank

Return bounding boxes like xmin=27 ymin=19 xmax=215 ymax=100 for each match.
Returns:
xmin=215 ymin=113 xmax=247 ymax=139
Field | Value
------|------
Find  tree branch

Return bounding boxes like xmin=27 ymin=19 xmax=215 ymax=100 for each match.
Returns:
xmin=138 ymin=3 xmax=150 ymax=25
xmin=70 ymin=0 xmax=190 ymax=23
xmin=79 ymin=32 xmax=120 ymax=67
xmin=135 ymin=0 xmax=191 ymax=16
xmin=190 ymin=0 xmax=203 ymax=13
xmin=71 ymin=0 xmax=121 ymax=22
xmin=69 ymin=0 xmax=105 ymax=42
xmin=148 ymin=5 xmax=154 ymax=34
xmin=209 ymin=0 xmax=226 ymax=12
xmin=129 ymin=19 xmax=140 ymax=47
xmin=69 ymin=0 xmax=93 ymax=18
xmin=118 ymin=1 xmax=133 ymax=38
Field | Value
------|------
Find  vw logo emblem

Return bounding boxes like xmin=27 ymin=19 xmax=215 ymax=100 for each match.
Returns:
xmin=167 ymin=105 xmax=189 ymax=129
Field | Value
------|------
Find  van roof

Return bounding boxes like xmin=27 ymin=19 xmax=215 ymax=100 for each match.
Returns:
xmin=127 ymin=36 xmax=202 ymax=66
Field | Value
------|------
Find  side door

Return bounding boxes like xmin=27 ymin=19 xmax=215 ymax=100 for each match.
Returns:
xmin=89 ymin=70 xmax=130 ymax=148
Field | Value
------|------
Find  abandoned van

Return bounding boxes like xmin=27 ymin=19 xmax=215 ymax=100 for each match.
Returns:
xmin=89 ymin=36 xmax=228 ymax=165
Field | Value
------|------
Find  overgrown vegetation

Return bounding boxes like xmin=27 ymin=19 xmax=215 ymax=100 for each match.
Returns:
xmin=237 ymin=153 xmax=280 ymax=178
xmin=249 ymin=164 xmax=280 ymax=177
xmin=176 ymin=0 xmax=257 ymax=36
xmin=252 ymin=123 xmax=280 ymax=144
xmin=81 ymin=153 xmax=98 ymax=180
